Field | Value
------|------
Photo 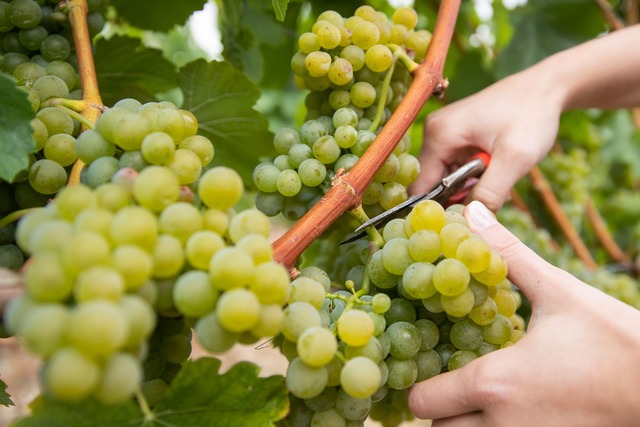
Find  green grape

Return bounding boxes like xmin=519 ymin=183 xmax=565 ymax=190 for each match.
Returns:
xmin=32 ymin=75 xmax=69 ymax=101
xmin=338 ymin=309 xmax=374 ymax=347
xmin=371 ymin=293 xmax=391 ymax=314
xmin=297 ymin=326 xmax=337 ymax=367
xmin=440 ymin=286 xmax=475 ymax=317
xmin=288 ymin=143 xmax=312 ymax=168
xmin=37 ymin=106 xmax=74 ymax=136
xmin=17 ymin=303 xmax=69 ymax=357
xmin=46 ymin=60 xmax=77 ymax=90
xmin=198 ymin=166 xmax=244 ymax=210
xmin=413 ymin=319 xmax=439 ymax=351
xmin=28 ymin=158 xmax=66 ymax=194
xmin=119 ymin=294 xmax=156 ymax=348
xmin=407 ymin=30 xmax=432 ymax=62
xmin=334 ymin=153 xmax=359 ymax=173
xmin=249 ymin=303 xmax=284 ymax=338
xmin=184 ymin=230 xmax=224 ymax=270
xmin=273 ymin=127 xmax=300 ymax=155
xmin=472 ymin=250 xmax=508 ymax=286
xmin=344 ymin=336 xmax=383 ymax=363
xmin=235 ymin=234 xmax=273 ymax=265
xmin=365 ymin=44 xmax=393 ymax=73
xmin=328 ymin=57 xmax=353 ymax=86
xmin=94 ymin=182 xmax=130 ymax=212
xmin=340 ymin=356 xmax=381 ymax=399
xmin=158 ymin=201 xmax=202 ymax=244
xmin=401 ymin=262 xmax=436 ymax=299
xmin=450 ymin=318 xmax=483 ymax=351
xmin=172 ymin=270 xmax=218 ymax=318
xmin=140 ymin=378 xmax=168 ymax=407
xmin=27 ymin=219 xmax=72 ymax=255
xmin=385 ymin=356 xmax=417 ymax=390
xmin=209 ymin=246 xmax=254 ymax=291
xmin=74 ymin=265 xmax=125 ymax=303
xmin=366 ymin=250 xmax=398 ymax=289
xmin=362 ymin=181 xmax=382 ymax=205
xmin=111 ymin=112 xmax=151 ymax=151
xmin=7 ymin=0 xmax=42 ymax=29
xmin=290 ymin=277 xmax=326 ymax=309
xmin=379 ymin=181 xmax=407 ymax=210
xmin=13 ymin=61 xmax=45 ymax=85
xmin=95 ymin=107 xmax=128 ymax=142
xmin=74 ymin=129 xmax=116 ymax=164
xmin=166 ymin=148 xmax=201 ymax=185
xmin=439 ymin=222 xmax=471 ymax=258
xmin=74 ymin=205 xmax=112 ymax=235
xmin=0 ymin=244 xmax=24 ymax=270
xmin=349 ymin=81 xmax=376 ymax=108
xmin=332 ymin=107 xmax=358 ymax=128
xmin=469 ymin=296 xmax=498 ymax=326
xmin=298 ymin=32 xmax=320 ymax=54
xmin=339 ymin=45 xmax=365 ymax=72
xmin=291 ymin=51 xmax=308 ymax=77
xmin=314 ymin=20 xmax=341 ymax=49
xmin=228 ymin=209 xmax=270 ymax=243
xmin=374 ymin=154 xmax=399 ymax=183
xmin=44 ymin=348 xmax=101 ymax=402
xmin=161 ymin=333 xmax=192 ymax=364
xmin=407 ymin=229 xmax=441 ymax=263
xmin=61 ymin=230 xmax=110 ymax=276
xmin=151 ymin=234 xmax=185 ymax=279
xmin=132 ymin=166 xmax=180 ymax=212
xmin=201 ymin=208 xmax=229 ymax=235
xmin=335 ymin=125 xmax=358 ymax=149
xmin=141 ymin=131 xmax=175 ymax=165
xmin=432 ymin=258 xmax=470 ymax=297
xmin=195 ymin=311 xmax=238 ymax=353
xmin=414 ymin=349 xmax=442 ymax=381
xmin=1 ymin=52 xmax=29 ymax=73
xmin=386 ymin=321 xmax=421 ymax=359
xmin=0 ymin=1 xmax=14 ymax=32
xmin=392 ymin=6 xmax=418 ymax=29
xmin=31 ymin=117 xmax=48 ymax=151
xmin=276 ymin=169 xmax=302 ymax=197
xmin=448 ymin=350 xmax=478 ymax=371
xmin=67 ymin=300 xmax=128 ymax=357
xmin=493 ymin=288 xmax=518 ymax=317
xmin=109 ymin=206 xmax=158 ymax=250
xmin=336 ymin=388 xmax=371 ymax=421
xmin=409 ymin=200 xmax=445 ymax=233
xmin=475 ymin=341 xmax=500 ymax=357
xmin=300 ymin=119 xmax=328 ymax=145
xmin=312 ymin=135 xmax=341 ymax=164
xmin=455 ymin=236 xmax=492 ymax=273
xmin=86 ymin=156 xmax=119 ymax=188
xmin=95 ymin=353 xmax=142 ymax=404
xmin=179 ymin=135 xmax=214 ymax=166
xmin=304 ymin=386 xmax=337 ymax=412
xmin=395 ymin=153 xmax=420 ymax=187
xmin=253 ymin=163 xmax=280 ymax=193
xmin=40 ymin=34 xmax=70 ymax=61
xmin=298 ymin=158 xmax=327 ymax=187
xmin=381 ymin=238 xmax=412 ymax=276
xmin=351 ymin=21 xmax=380 ymax=50
xmin=140 ymin=102 xmax=186 ymax=143
xmin=282 ymin=302 xmax=322 ymax=342
xmin=43 ymin=133 xmax=77 ymax=167
xmin=286 ymin=357 xmax=329 ymax=399
xmin=305 ymin=51 xmax=332 ymax=77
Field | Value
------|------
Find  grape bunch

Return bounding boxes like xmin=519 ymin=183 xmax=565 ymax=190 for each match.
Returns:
xmin=4 ymin=99 xmax=293 ymax=405
xmin=277 ymin=200 xmax=526 ymax=426
xmin=253 ymin=5 xmax=427 ymax=221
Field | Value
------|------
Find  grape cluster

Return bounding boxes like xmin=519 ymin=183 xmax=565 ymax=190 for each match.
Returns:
xmin=278 ymin=200 xmax=526 ymax=426
xmin=254 ymin=5 xmax=427 ymax=221
xmin=5 ymin=101 xmax=293 ymax=404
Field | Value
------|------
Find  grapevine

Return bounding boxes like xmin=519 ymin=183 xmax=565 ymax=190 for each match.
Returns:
xmin=1 ymin=1 xmax=640 ymax=427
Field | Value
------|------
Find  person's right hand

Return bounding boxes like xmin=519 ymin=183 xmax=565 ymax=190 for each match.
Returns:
xmin=411 ymin=69 xmax=563 ymax=211
xmin=407 ymin=201 xmax=640 ymax=426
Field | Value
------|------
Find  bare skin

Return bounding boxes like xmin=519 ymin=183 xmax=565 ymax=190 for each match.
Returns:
xmin=411 ymin=24 xmax=640 ymax=211
xmin=407 ymin=201 xmax=640 ymax=426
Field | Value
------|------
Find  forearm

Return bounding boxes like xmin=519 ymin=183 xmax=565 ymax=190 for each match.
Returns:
xmin=525 ymin=24 xmax=640 ymax=111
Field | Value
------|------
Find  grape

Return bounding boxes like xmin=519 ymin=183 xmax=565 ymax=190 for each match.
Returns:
xmin=365 ymin=44 xmax=393 ymax=73
xmin=337 ymin=309 xmax=374 ymax=347
xmin=298 ymin=32 xmax=320 ymax=54
xmin=7 ymin=0 xmax=42 ymax=29
xmin=328 ymin=57 xmax=353 ymax=86
xmin=109 ymin=206 xmax=158 ymax=250
xmin=44 ymin=348 xmax=101 ymax=402
xmin=141 ymin=131 xmax=175 ymax=165
xmin=312 ymin=135 xmax=341 ymax=164
xmin=179 ymin=135 xmax=214 ymax=166
xmin=13 ymin=62 xmax=45 ymax=86
xmin=297 ymin=326 xmax=337 ymax=367
xmin=132 ymin=166 xmax=180 ymax=212
xmin=493 ymin=288 xmax=518 ymax=317
xmin=340 ymin=356 xmax=381 ymax=398
xmin=95 ymin=353 xmax=143 ymax=404
xmin=247 ymin=261 xmax=290 ymax=304
xmin=0 ymin=244 xmax=24 ymax=270
xmin=286 ymin=357 xmax=329 ymax=399
xmin=18 ymin=303 xmax=69 ymax=357
xmin=86 ymin=156 xmax=119 ymax=188
xmin=414 ymin=349 xmax=442 ymax=381
xmin=385 ymin=356 xmax=417 ymax=390
xmin=228 ymin=208 xmax=270 ymax=243
xmin=336 ymin=388 xmax=371 ymax=421
xmin=158 ymin=201 xmax=202 ymax=244
xmin=184 ymin=230 xmax=224 ymax=270
xmin=235 ymin=234 xmax=273 ymax=265
xmin=401 ymin=262 xmax=436 ymax=300
xmin=198 ymin=166 xmax=243 ymax=210
xmin=111 ymin=112 xmax=151 ymax=151
xmin=441 ymin=286 xmax=475 ymax=317
xmin=305 ymin=51 xmax=332 ymax=77
xmin=450 ymin=319 xmax=483 ymax=351
xmin=40 ymin=34 xmax=70 ymax=61
xmin=351 ymin=21 xmax=380 ymax=50
xmin=152 ymin=234 xmax=185 ymax=279
xmin=43 ymin=133 xmax=77 ymax=166
xmin=74 ymin=265 xmax=125 ymax=303
xmin=67 ymin=300 xmax=128 ymax=357
xmin=381 ymin=238 xmax=412 ymax=275
xmin=350 ymin=81 xmax=376 ymax=108
xmin=119 ymin=295 xmax=156 ymax=348
xmin=469 ymin=297 xmax=498 ymax=326
xmin=448 ymin=350 xmax=477 ymax=371
xmin=195 ymin=312 xmax=238 ymax=353
xmin=28 ymin=158 xmax=66 ymax=194
xmin=386 ymin=321 xmax=421 ymax=359
xmin=282 ymin=302 xmax=322 ymax=342
xmin=276 ymin=169 xmax=302 ymax=197
xmin=209 ymin=246 xmax=254 ymax=291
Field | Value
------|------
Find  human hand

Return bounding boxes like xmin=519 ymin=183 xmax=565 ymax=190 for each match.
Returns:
xmin=407 ymin=201 xmax=640 ymax=427
xmin=411 ymin=70 xmax=563 ymax=211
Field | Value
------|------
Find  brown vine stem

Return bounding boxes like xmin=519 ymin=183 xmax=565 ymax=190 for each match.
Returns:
xmin=272 ymin=0 xmax=461 ymax=269
xmin=585 ymin=199 xmax=632 ymax=265
xmin=529 ymin=166 xmax=597 ymax=270
xmin=66 ymin=0 xmax=104 ymax=185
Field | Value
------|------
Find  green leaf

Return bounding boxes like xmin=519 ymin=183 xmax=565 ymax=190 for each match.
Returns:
xmin=179 ymin=59 xmax=274 ymax=185
xmin=496 ymin=0 xmax=604 ymax=78
xmin=14 ymin=358 xmax=288 ymax=427
xmin=0 ymin=74 xmax=36 ymax=183
xmin=271 ymin=0 xmax=289 ymax=21
xmin=110 ymin=0 xmax=207 ymax=32
xmin=0 ymin=376 xmax=14 ymax=407
xmin=94 ymin=36 xmax=179 ymax=106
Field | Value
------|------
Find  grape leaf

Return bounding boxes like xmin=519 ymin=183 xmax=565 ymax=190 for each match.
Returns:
xmin=496 ymin=0 xmax=604 ymax=78
xmin=271 ymin=0 xmax=289 ymax=21
xmin=0 ymin=74 xmax=36 ymax=183
xmin=14 ymin=358 xmax=288 ymax=427
xmin=94 ymin=36 xmax=178 ymax=106
xmin=179 ymin=59 xmax=275 ymax=185
xmin=110 ymin=0 xmax=207 ymax=32
xmin=0 ymin=376 xmax=14 ymax=407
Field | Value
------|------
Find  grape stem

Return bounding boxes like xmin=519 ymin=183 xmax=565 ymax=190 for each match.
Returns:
xmin=0 ymin=208 xmax=43 ymax=228
xmin=273 ymin=0 xmax=462 ymax=270
xmin=65 ymin=0 xmax=104 ymax=185
xmin=56 ymin=105 xmax=96 ymax=130
xmin=134 ymin=387 xmax=155 ymax=422
xmin=368 ymin=55 xmax=396 ymax=132
xmin=40 ymin=97 xmax=87 ymax=112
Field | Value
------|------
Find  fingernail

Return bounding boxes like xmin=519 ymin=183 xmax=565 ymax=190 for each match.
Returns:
xmin=467 ymin=201 xmax=496 ymax=229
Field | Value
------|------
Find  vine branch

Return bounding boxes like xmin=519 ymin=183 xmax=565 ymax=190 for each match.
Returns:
xmin=273 ymin=0 xmax=461 ymax=269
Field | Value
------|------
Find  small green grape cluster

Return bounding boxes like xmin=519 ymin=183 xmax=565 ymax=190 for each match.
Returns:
xmin=0 ymin=0 xmax=107 ymax=73
xmin=279 ymin=200 xmax=526 ymax=426
xmin=253 ymin=5 xmax=427 ymax=221
xmin=79 ymin=99 xmax=214 ymax=190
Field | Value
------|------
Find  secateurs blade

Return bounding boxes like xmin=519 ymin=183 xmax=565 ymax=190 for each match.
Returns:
xmin=340 ymin=152 xmax=491 ymax=245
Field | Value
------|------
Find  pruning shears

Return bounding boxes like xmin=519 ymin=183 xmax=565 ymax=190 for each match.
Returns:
xmin=341 ymin=152 xmax=491 ymax=245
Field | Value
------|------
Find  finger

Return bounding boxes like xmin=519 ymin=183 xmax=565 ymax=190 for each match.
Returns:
xmin=432 ymin=412 xmax=486 ymax=427
xmin=467 ymin=153 xmax=523 ymax=212
xmin=410 ymin=146 xmax=448 ymax=195
xmin=407 ymin=365 xmax=482 ymax=420
xmin=463 ymin=201 xmax=575 ymax=304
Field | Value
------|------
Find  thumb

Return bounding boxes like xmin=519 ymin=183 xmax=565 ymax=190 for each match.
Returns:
xmin=463 ymin=201 xmax=569 ymax=305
